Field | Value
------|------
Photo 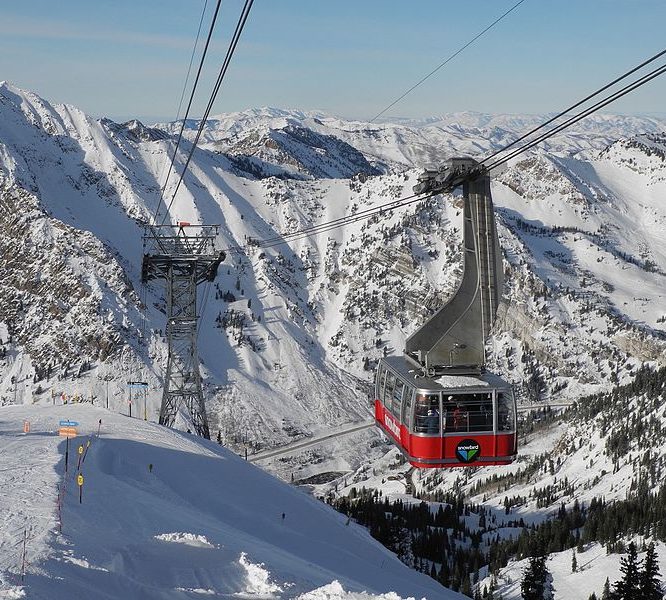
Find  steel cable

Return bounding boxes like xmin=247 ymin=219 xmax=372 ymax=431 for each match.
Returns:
xmin=161 ymin=0 xmax=254 ymax=225
xmin=153 ymin=0 xmax=223 ymax=224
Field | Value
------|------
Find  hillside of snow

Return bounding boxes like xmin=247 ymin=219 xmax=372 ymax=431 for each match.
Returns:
xmin=0 ymin=81 xmax=665 ymax=483
xmin=0 ymin=403 xmax=455 ymax=599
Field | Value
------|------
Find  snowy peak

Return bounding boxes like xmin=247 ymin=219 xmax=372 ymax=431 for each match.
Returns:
xmin=100 ymin=118 xmax=169 ymax=143
xmin=223 ymin=122 xmax=383 ymax=180
xmin=0 ymin=81 xmax=69 ymax=137
xmin=599 ymin=131 xmax=666 ymax=179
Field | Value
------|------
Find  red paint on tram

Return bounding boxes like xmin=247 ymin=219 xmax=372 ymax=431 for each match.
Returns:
xmin=375 ymin=399 xmax=517 ymax=469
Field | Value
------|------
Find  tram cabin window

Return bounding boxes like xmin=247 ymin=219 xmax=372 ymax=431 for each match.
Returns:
xmin=383 ymin=371 xmax=396 ymax=406
xmin=391 ymin=380 xmax=404 ymax=415
xmin=442 ymin=393 xmax=493 ymax=433
xmin=401 ymin=386 xmax=414 ymax=429
xmin=414 ymin=393 xmax=440 ymax=434
xmin=375 ymin=367 xmax=387 ymax=400
xmin=497 ymin=392 xmax=515 ymax=431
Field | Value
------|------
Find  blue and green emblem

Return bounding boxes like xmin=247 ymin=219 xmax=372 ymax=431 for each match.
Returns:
xmin=456 ymin=439 xmax=480 ymax=463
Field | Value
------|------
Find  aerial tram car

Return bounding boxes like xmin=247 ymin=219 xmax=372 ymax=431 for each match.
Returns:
xmin=374 ymin=158 xmax=518 ymax=468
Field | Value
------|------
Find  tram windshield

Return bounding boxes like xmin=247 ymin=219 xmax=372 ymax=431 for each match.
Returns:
xmin=414 ymin=393 xmax=440 ymax=434
xmin=442 ymin=393 xmax=494 ymax=433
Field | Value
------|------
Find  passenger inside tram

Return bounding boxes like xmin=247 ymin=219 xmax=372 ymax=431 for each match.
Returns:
xmin=414 ymin=393 xmax=440 ymax=433
xmin=444 ymin=393 xmax=494 ymax=432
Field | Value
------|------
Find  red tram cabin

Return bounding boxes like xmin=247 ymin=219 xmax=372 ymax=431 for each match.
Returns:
xmin=375 ymin=356 xmax=518 ymax=468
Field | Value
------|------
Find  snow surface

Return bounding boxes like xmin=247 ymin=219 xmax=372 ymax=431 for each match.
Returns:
xmin=0 ymin=404 xmax=456 ymax=599
xmin=478 ymin=542 xmax=666 ymax=600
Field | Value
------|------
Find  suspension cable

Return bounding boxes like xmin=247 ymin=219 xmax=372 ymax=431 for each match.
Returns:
xmin=161 ymin=0 xmax=254 ymax=225
xmin=369 ymin=0 xmax=528 ymax=123
xmin=153 ymin=0 xmax=223 ymax=224
xmin=480 ymin=48 xmax=666 ymax=167
xmin=217 ymin=192 xmax=429 ymax=255
xmin=254 ymin=193 xmax=422 ymax=247
xmin=153 ymin=0 xmax=209 ymax=218
xmin=483 ymin=59 xmax=666 ymax=171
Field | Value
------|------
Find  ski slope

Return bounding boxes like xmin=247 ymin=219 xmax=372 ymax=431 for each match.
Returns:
xmin=0 ymin=404 xmax=456 ymax=599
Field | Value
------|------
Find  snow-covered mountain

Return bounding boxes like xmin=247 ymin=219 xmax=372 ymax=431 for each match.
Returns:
xmin=0 ymin=81 xmax=665 ymax=478
xmin=1 ymin=82 xmax=666 ymax=598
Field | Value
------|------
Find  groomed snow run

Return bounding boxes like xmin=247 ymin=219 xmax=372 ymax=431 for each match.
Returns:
xmin=0 ymin=404 xmax=458 ymax=599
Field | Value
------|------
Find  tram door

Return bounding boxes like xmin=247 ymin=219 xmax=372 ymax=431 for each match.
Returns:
xmin=401 ymin=386 xmax=414 ymax=452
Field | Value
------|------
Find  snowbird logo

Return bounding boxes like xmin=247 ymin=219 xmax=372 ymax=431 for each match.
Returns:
xmin=456 ymin=439 xmax=480 ymax=463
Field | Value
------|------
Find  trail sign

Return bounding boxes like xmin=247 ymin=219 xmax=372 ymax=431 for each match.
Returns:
xmin=59 ymin=420 xmax=79 ymax=427
xmin=59 ymin=426 xmax=78 ymax=438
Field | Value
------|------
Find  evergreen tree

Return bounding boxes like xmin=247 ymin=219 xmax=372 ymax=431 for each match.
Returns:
xmin=602 ymin=577 xmax=611 ymax=600
xmin=572 ymin=549 xmax=578 ymax=573
xmin=613 ymin=542 xmax=642 ymax=600
xmin=521 ymin=555 xmax=550 ymax=600
xmin=639 ymin=543 xmax=663 ymax=600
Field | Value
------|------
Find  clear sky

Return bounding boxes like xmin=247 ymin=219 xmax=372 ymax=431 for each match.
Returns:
xmin=1 ymin=1 xmax=664 ymax=123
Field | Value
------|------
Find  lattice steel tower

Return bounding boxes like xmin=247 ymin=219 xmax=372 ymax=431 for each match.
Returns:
xmin=142 ymin=223 xmax=225 ymax=438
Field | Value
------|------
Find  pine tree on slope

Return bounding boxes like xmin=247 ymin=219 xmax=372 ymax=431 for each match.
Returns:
xmin=612 ymin=542 xmax=641 ymax=600
xmin=521 ymin=555 xmax=552 ymax=600
xmin=639 ymin=543 xmax=663 ymax=600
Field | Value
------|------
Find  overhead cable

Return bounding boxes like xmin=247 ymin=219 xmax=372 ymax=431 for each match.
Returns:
xmin=483 ymin=59 xmax=666 ymax=171
xmin=480 ymin=48 xmax=666 ymax=167
xmin=161 ymin=0 xmax=254 ymax=225
xmin=153 ymin=0 xmax=222 ymax=224
xmin=369 ymin=0 xmax=528 ymax=123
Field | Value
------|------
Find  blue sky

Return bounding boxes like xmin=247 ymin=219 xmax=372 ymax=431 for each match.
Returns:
xmin=1 ymin=1 xmax=664 ymax=123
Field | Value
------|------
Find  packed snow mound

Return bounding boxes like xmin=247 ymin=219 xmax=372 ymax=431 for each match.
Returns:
xmin=0 ymin=404 xmax=456 ymax=599
xmin=295 ymin=580 xmax=424 ymax=599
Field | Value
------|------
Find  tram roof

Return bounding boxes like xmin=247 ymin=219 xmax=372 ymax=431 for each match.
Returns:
xmin=381 ymin=355 xmax=510 ymax=392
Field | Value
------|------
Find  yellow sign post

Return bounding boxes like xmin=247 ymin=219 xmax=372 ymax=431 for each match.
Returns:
xmin=77 ymin=473 xmax=84 ymax=504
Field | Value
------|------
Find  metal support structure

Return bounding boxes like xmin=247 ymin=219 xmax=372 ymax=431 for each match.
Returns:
xmin=405 ymin=157 xmax=503 ymax=375
xmin=142 ymin=223 xmax=225 ymax=438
